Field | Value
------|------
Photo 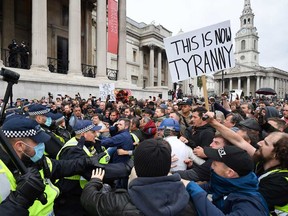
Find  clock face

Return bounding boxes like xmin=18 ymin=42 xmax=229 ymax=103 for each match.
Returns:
xmin=241 ymin=28 xmax=247 ymax=34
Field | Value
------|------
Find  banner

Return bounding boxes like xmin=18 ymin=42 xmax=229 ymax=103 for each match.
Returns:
xmin=108 ymin=0 xmax=118 ymax=54
xmin=99 ymin=83 xmax=116 ymax=101
xmin=164 ymin=21 xmax=235 ymax=83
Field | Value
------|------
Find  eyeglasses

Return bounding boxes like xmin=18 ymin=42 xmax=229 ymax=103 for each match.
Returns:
xmin=283 ymin=110 xmax=288 ymax=112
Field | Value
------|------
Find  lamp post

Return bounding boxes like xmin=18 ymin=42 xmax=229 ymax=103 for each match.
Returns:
xmin=189 ymin=84 xmax=194 ymax=96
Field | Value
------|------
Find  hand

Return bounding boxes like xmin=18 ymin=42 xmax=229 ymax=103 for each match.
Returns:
xmin=8 ymin=167 xmax=45 ymax=209
xmin=179 ymin=136 xmax=188 ymax=143
xmin=171 ymin=154 xmax=179 ymax=168
xmin=91 ymin=168 xmax=105 ymax=181
xmin=184 ymin=159 xmax=193 ymax=168
xmin=193 ymin=146 xmax=206 ymax=158
xmin=85 ymin=152 xmax=106 ymax=169
xmin=181 ymin=179 xmax=190 ymax=187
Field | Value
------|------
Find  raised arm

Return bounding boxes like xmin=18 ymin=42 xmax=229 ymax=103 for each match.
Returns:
xmin=205 ymin=112 xmax=256 ymax=157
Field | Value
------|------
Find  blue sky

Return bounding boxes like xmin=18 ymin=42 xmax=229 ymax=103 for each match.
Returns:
xmin=127 ymin=0 xmax=288 ymax=72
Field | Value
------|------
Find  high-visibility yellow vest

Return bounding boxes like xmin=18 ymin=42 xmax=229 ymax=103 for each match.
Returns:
xmin=56 ymin=137 xmax=110 ymax=189
xmin=0 ymin=158 xmax=59 ymax=216
xmin=258 ymin=169 xmax=288 ymax=215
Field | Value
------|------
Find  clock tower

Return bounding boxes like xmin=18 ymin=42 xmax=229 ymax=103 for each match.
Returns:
xmin=235 ymin=0 xmax=259 ymax=66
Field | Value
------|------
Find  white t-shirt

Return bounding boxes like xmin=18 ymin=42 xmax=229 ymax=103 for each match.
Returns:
xmin=165 ymin=136 xmax=205 ymax=172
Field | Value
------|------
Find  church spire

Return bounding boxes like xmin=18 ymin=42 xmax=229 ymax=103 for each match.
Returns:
xmin=242 ymin=0 xmax=252 ymax=15
xmin=235 ymin=0 xmax=259 ymax=66
xmin=240 ymin=0 xmax=254 ymax=28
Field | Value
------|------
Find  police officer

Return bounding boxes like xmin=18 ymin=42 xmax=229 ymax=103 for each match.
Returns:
xmin=28 ymin=104 xmax=64 ymax=159
xmin=19 ymin=41 xmax=30 ymax=69
xmin=54 ymin=120 xmax=110 ymax=216
xmin=1 ymin=116 xmax=107 ymax=216
xmin=8 ymin=39 xmax=18 ymax=67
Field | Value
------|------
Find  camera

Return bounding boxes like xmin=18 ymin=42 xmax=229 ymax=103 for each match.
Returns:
xmin=0 ymin=68 xmax=20 ymax=83
xmin=202 ymin=115 xmax=209 ymax=121
xmin=48 ymin=92 xmax=53 ymax=99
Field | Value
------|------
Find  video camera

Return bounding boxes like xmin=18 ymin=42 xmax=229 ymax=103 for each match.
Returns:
xmin=0 ymin=68 xmax=20 ymax=84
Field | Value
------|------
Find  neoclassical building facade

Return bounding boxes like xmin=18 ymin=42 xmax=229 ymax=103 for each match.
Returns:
xmin=214 ymin=0 xmax=288 ymax=98
xmin=0 ymin=0 xmax=172 ymax=100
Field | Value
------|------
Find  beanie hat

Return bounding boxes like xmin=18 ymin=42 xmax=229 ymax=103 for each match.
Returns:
xmin=134 ymin=138 xmax=171 ymax=177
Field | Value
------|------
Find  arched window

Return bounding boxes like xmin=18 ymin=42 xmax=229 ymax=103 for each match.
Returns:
xmin=248 ymin=18 xmax=250 ymax=24
xmin=243 ymin=19 xmax=246 ymax=25
xmin=254 ymin=40 xmax=257 ymax=50
xmin=241 ymin=40 xmax=246 ymax=50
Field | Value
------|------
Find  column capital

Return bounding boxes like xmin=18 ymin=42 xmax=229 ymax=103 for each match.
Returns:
xmin=148 ymin=44 xmax=155 ymax=50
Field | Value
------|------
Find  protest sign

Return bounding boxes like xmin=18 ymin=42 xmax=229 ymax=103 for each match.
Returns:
xmin=99 ymin=83 xmax=116 ymax=101
xmin=164 ymin=20 xmax=235 ymax=83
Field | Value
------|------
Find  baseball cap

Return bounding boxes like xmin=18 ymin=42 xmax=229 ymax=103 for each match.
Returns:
xmin=159 ymin=104 xmax=168 ymax=110
xmin=204 ymin=145 xmax=254 ymax=176
xmin=73 ymin=120 xmax=102 ymax=134
xmin=239 ymin=118 xmax=260 ymax=131
xmin=158 ymin=118 xmax=180 ymax=132
xmin=2 ymin=116 xmax=51 ymax=143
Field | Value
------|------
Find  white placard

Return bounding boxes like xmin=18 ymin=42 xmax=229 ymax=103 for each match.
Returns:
xmin=164 ymin=20 xmax=235 ymax=83
xmin=99 ymin=83 xmax=116 ymax=101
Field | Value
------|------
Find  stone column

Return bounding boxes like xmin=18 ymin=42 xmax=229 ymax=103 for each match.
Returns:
xmin=284 ymin=80 xmax=287 ymax=97
xmin=214 ymin=80 xmax=219 ymax=95
xmin=269 ymin=77 xmax=274 ymax=89
xmin=167 ymin=60 xmax=172 ymax=89
xmin=238 ymin=77 xmax=241 ymax=89
xmin=256 ymin=76 xmax=260 ymax=90
xmin=260 ymin=76 xmax=264 ymax=88
xmin=31 ymin=0 xmax=48 ymax=70
xmin=0 ymin=28 xmax=3 ymax=66
xmin=96 ymin=0 xmax=107 ymax=78
xmin=246 ymin=76 xmax=250 ymax=96
xmin=117 ymin=0 xmax=128 ymax=81
xmin=2 ymin=0 xmax=15 ymax=66
xmin=229 ymin=78 xmax=232 ymax=91
xmin=137 ymin=47 xmax=144 ymax=87
xmin=68 ymin=0 xmax=81 ymax=75
xmin=149 ymin=45 xmax=154 ymax=87
xmin=157 ymin=49 xmax=162 ymax=86
xmin=275 ymin=78 xmax=279 ymax=95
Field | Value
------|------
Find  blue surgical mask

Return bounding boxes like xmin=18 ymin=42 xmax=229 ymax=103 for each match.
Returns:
xmin=30 ymin=143 xmax=45 ymax=162
xmin=45 ymin=117 xmax=52 ymax=127
xmin=22 ymin=142 xmax=45 ymax=162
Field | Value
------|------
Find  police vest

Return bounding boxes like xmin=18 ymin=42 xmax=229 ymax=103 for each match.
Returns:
xmin=258 ymin=169 xmax=288 ymax=215
xmin=0 ymin=158 xmax=59 ymax=216
xmin=56 ymin=137 xmax=110 ymax=189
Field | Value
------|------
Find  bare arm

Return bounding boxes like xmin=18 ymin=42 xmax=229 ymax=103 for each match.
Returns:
xmin=205 ymin=112 xmax=256 ymax=156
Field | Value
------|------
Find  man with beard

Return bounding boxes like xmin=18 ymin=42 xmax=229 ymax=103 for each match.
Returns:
xmin=203 ymin=112 xmax=288 ymax=215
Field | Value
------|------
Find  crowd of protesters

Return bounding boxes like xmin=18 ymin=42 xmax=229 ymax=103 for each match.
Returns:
xmin=0 ymin=91 xmax=288 ymax=215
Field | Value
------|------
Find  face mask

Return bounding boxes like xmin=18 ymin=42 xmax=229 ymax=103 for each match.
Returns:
xmin=45 ymin=117 xmax=52 ymax=127
xmin=22 ymin=142 xmax=45 ymax=162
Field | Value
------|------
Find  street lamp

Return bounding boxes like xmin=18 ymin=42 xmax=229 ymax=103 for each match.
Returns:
xmin=189 ymin=83 xmax=194 ymax=96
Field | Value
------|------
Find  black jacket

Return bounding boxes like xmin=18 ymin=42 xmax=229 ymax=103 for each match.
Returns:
xmin=184 ymin=124 xmax=215 ymax=149
xmin=81 ymin=174 xmax=197 ymax=216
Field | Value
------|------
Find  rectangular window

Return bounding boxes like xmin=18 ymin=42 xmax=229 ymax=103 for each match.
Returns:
xmin=133 ymin=49 xmax=137 ymax=62
xmin=143 ymin=54 xmax=147 ymax=65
